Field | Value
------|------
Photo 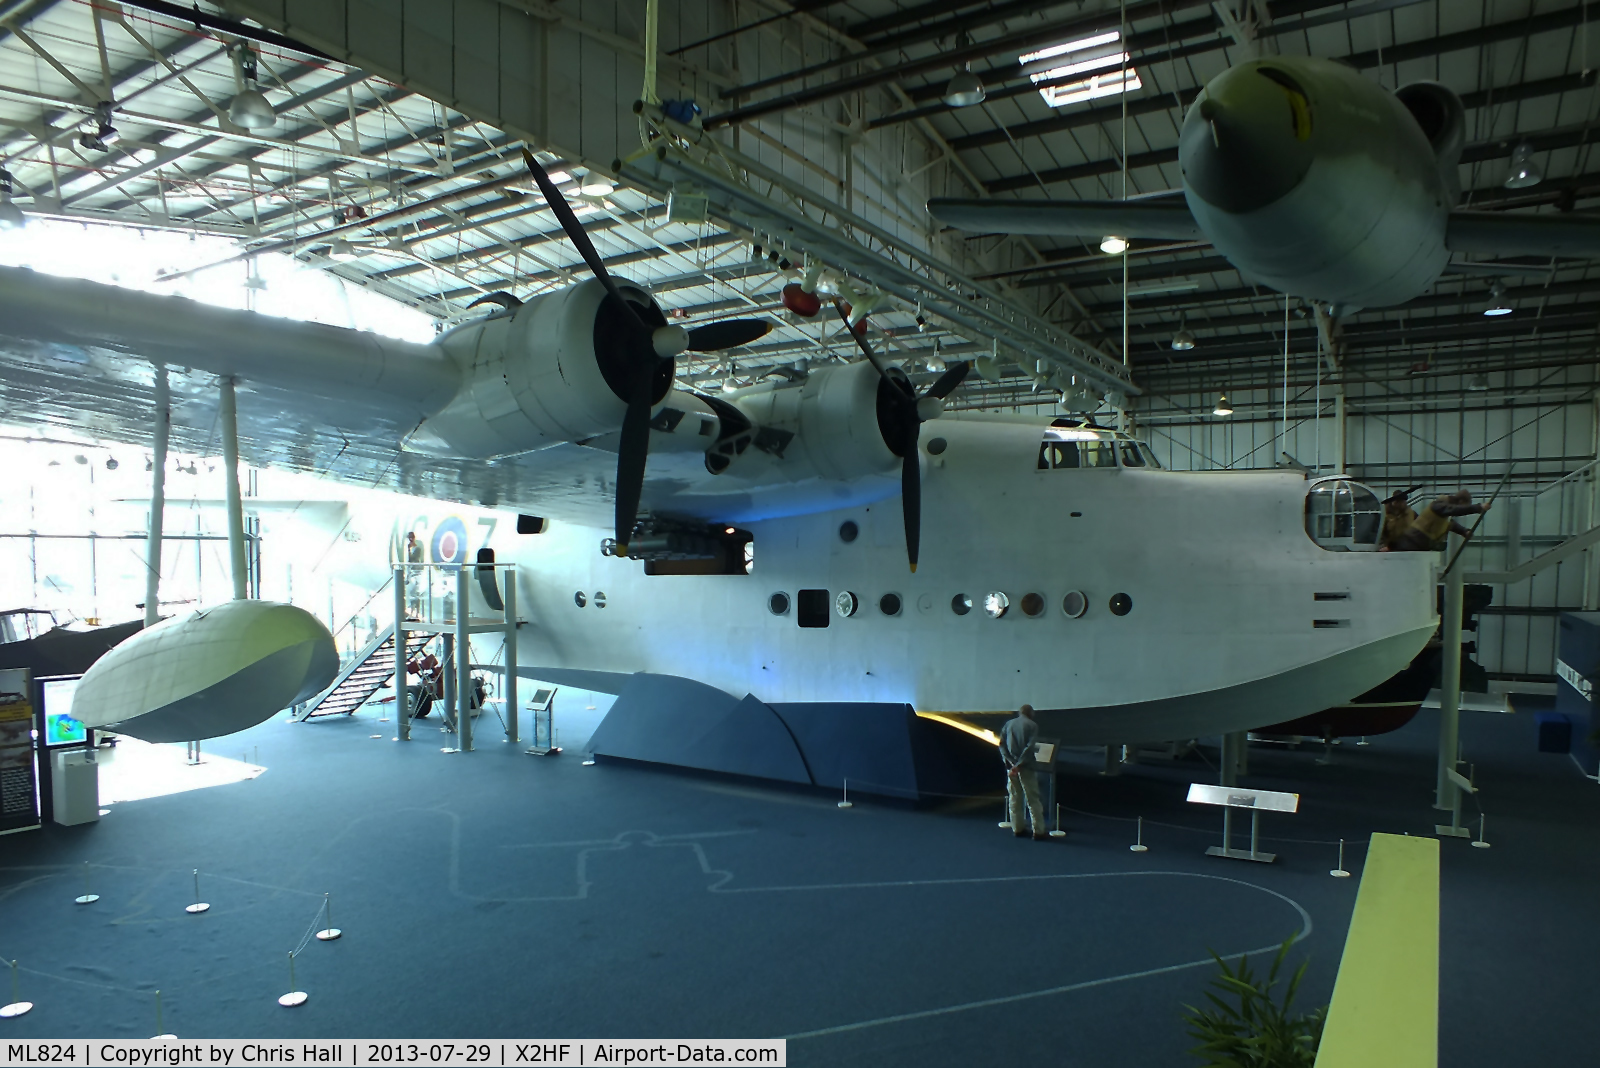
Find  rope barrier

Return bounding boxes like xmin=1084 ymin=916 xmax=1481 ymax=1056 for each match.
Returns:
xmin=832 ymin=773 xmax=1379 ymax=849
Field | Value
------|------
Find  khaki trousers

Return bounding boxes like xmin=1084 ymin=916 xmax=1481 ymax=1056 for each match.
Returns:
xmin=1007 ymin=767 xmax=1046 ymax=835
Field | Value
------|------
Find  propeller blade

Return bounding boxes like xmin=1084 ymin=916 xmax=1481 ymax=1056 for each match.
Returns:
xmin=685 ymin=318 xmax=773 ymax=352
xmin=923 ymin=360 xmax=972 ymax=402
xmin=833 ymin=299 xmax=900 ymax=387
xmin=520 ymin=147 xmax=645 ymax=331
xmin=901 ymin=421 xmax=922 ymax=573
xmin=613 ymin=365 xmax=655 ymax=554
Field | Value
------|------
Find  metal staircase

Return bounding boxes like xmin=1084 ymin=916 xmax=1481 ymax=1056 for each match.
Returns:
xmin=294 ymin=624 xmax=434 ymax=721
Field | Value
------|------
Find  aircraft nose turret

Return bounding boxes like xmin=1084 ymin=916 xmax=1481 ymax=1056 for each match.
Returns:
xmin=1180 ymin=62 xmax=1316 ymax=214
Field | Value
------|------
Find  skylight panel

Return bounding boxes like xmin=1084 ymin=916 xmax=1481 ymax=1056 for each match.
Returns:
xmin=1019 ymin=30 xmax=1140 ymax=109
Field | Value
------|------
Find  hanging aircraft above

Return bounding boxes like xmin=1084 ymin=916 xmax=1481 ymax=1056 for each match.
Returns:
xmin=927 ymin=56 xmax=1600 ymax=310
xmin=0 ymin=146 xmax=1441 ymax=753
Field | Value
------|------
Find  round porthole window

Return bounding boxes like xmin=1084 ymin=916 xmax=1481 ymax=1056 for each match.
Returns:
xmin=839 ymin=520 xmax=859 ymax=543
xmin=1020 ymin=592 xmax=1045 ymax=617
xmin=1109 ymin=592 xmax=1133 ymax=616
xmin=984 ymin=591 xmax=1010 ymax=619
xmin=951 ymin=593 xmax=972 ymax=616
xmin=769 ymin=592 xmax=790 ymax=615
xmin=879 ymin=592 xmax=902 ymax=616
xmin=593 ymin=591 xmax=607 ymax=608
xmin=926 ymin=437 xmax=948 ymax=455
xmin=836 ymin=590 xmax=859 ymax=618
xmin=573 ymin=591 xmax=587 ymax=608
xmin=1062 ymin=590 xmax=1088 ymax=618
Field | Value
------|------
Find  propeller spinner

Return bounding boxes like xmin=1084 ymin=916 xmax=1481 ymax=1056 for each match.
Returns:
xmin=832 ymin=299 xmax=969 ymax=572
xmin=519 ymin=148 xmax=773 ymax=555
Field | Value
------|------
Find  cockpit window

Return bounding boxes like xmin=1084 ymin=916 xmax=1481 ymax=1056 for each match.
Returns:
xmin=1305 ymin=479 xmax=1382 ymax=551
xmin=1038 ymin=427 xmax=1140 ymax=470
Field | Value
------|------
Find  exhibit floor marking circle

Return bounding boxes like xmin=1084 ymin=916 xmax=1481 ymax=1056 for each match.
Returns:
xmin=765 ymin=870 xmax=1313 ymax=1042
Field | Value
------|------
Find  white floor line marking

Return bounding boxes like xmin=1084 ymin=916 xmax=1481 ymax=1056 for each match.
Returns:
xmin=775 ymin=871 xmax=1313 ymax=1041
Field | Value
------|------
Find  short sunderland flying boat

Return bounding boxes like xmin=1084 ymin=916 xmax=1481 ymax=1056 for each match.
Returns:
xmin=928 ymin=56 xmax=1600 ymax=310
xmin=0 ymin=149 xmax=1439 ymax=760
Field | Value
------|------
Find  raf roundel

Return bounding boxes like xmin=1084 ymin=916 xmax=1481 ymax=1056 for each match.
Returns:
xmin=431 ymin=516 xmax=468 ymax=565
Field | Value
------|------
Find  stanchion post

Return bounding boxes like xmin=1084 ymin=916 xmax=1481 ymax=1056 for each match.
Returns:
xmin=1472 ymin=813 xmax=1492 ymax=849
xmin=75 ymin=861 xmax=98 ymax=904
xmin=278 ymin=952 xmax=307 ymax=1007
xmin=1130 ymin=815 xmax=1148 ymax=853
xmin=315 ymin=892 xmax=342 ymax=941
xmin=1049 ymin=802 xmax=1066 ymax=837
xmin=185 ymin=869 xmax=209 ymax=914
xmin=837 ymin=778 xmax=853 ymax=809
xmin=1331 ymin=838 xmax=1351 ymax=877
xmin=0 ymin=960 xmax=31 ymax=1017
xmin=153 ymin=990 xmax=175 ymax=1039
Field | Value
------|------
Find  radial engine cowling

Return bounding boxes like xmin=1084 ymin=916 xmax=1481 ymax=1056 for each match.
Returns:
xmin=716 ymin=358 xmax=901 ymax=483
xmin=402 ymin=278 xmax=674 ymax=459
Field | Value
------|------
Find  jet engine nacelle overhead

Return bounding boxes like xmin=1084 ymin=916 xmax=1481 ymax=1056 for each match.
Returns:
xmin=1179 ymin=56 xmax=1451 ymax=309
xmin=1394 ymin=80 xmax=1465 ymax=203
xmin=402 ymin=278 xmax=674 ymax=460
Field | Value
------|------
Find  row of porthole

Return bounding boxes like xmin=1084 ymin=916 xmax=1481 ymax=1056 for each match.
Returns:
xmin=767 ymin=590 xmax=1131 ymax=619
xmin=573 ymin=591 xmax=608 ymax=608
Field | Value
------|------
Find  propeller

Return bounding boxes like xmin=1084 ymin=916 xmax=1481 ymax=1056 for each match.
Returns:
xmin=832 ymin=300 xmax=969 ymax=572
xmin=519 ymin=148 xmax=771 ymax=556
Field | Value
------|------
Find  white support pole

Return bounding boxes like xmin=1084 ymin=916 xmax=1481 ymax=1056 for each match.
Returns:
xmin=394 ymin=566 xmax=409 ymax=742
xmin=144 ymin=366 xmax=169 ymax=627
xmin=218 ymin=377 xmax=248 ymax=600
xmin=1436 ymin=531 xmax=1466 ymax=810
xmin=503 ymin=565 xmax=517 ymax=744
xmin=456 ymin=565 xmax=472 ymax=752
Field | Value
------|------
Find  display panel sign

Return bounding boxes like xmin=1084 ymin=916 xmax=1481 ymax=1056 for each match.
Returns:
xmin=40 ymin=676 xmax=84 ymax=746
xmin=0 ymin=666 xmax=39 ymax=833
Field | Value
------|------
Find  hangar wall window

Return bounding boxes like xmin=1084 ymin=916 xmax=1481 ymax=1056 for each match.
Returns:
xmin=1304 ymin=479 xmax=1382 ymax=552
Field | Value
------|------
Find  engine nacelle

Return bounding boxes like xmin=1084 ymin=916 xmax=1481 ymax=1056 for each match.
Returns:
xmin=712 ymin=359 xmax=899 ymax=483
xmin=1395 ymin=81 xmax=1465 ymax=205
xmin=402 ymin=278 xmax=672 ymax=459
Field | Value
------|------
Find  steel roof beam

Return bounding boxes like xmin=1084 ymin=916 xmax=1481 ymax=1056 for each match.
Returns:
xmin=705 ymin=0 xmax=1215 ymax=128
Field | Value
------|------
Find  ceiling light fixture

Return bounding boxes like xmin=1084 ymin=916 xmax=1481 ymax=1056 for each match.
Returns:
xmin=577 ymin=169 xmax=616 ymax=196
xmin=1170 ymin=312 xmax=1196 ymax=351
xmin=1503 ymin=141 xmax=1542 ymax=189
xmin=0 ymin=169 xmax=24 ymax=231
xmin=1484 ymin=281 xmax=1512 ymax=316
xmin=1099 ymin=235 xmax=1128 ymax=255
xmin=943 ymin=65 xmax=987 ymax=108
xmin=78 ymin=100 xmax=118 ymax=152
xmin=1212 ymin=393 xmax=1233 ymax=417
xmin=327 ymin=238 xmax=360 ymax=261
xmin=228 ymin=45 xmax=277 ymax=129
xmin=1468 ymin=372 xmax=1490 ymax=391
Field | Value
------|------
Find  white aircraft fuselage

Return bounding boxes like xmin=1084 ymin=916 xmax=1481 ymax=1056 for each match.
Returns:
xmin=377 ymin=414 xmax=1437 ymax=744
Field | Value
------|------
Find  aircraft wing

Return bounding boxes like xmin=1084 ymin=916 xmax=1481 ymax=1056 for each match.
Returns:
xmin=925 ymin=198 xmax=1202 ymax=240
xmin=0 ymin=265 xmax=626 ymax=525
xmin=1445 ymin=210 xmax=1600 ymax=259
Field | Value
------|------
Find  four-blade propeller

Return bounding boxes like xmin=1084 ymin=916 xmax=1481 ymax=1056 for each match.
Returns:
xmin=519 ymin=148 xmax=771 ymax=555
xmin=833 ymin=299 xmax=969 ymax=572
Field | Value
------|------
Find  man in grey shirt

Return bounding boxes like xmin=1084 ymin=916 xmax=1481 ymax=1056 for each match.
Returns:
xmin=1000 ymin=704 xmax=1048 ymax=840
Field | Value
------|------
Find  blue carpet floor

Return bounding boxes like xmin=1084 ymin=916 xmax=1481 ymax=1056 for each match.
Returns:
xmin=0 ymin=693 xmax=1592 ymax=1066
